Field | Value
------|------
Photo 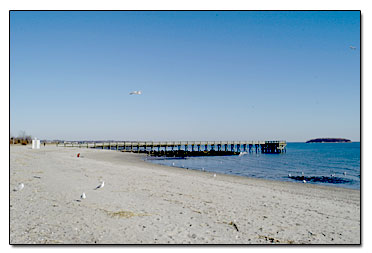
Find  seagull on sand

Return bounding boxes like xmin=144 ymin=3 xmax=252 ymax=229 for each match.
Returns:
xmin=80 ymin=192 xmax=86 ymax=200
xmin=303 ymin=180 xmax=307 ymax=184
xmin=129 ymin=90 xmax=142 ymax=95
xmin=14 ymin=183 xmax=24 ymax=191
xmin=94 ymin=181 xmax=105 ymax=190
xmin=214 ymin=173 xmax=217 ymax=178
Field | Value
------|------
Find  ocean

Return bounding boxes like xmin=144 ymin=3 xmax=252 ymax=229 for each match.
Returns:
xmin=146 ymin=142 xmax=360 ymax=190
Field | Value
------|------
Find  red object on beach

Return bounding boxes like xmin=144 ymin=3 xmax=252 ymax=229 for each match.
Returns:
xmin=77 ymin=153 xmax=80 ymax=158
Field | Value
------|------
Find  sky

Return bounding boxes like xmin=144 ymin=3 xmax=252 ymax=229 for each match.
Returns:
xmin=10 ymin=11 xmax=360 ymax=142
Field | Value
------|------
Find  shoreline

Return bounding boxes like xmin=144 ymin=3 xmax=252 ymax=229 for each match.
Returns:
xmin=10 ymin=146 xmax=360 ymax=244
xmin=144 ymin=157 xmax=360 ymax=191
xmin=142 ymin=152 xmax=359 ymax=191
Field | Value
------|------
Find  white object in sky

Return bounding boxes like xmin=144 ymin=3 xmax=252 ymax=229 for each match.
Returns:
xmin=32 ymin=138 xmax=40 ymax=149
xmin=14 ymin=183 xmax=24 ymax=191
xmin=80 ymin=192 xmax=86 ymax=199
xmin=349 ymin=46 xmax=357 ymax=50
xmin=95 ymin=181 xmax=105 ymax=190
xmin=129 ymin=90 xmax=142 ymax=95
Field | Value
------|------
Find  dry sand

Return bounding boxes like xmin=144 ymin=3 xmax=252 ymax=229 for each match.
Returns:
xmin=10 ymin=145 xmax=360 ymax=244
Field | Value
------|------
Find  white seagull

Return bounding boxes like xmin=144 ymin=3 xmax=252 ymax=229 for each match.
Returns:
xmin=214 ymin=173 xmax=217 ymax=178
xmin=349 ymin=46 xmax=357 ymax=50
xmin=80 ymin=192 xmax=86 ymax=200
xmin=303 ymin=180 xmax=307 ymax=184
xmin=129 ymin=90 xmax=142 ymax=95
xmin=94 ymin=181 xmax=105 ymax=190
xmin=14 ymin=183 xmax=24 ymax=191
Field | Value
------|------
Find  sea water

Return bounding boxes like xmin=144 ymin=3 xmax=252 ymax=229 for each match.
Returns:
xmin=147 ymin=142 xmax=360 ymax=190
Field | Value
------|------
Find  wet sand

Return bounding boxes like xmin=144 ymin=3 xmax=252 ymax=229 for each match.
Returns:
xmin=10 ymin=145 xmax=360 ymax=244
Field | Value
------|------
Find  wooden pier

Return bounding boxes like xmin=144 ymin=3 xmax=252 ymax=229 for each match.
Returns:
xmin=57 ymin=141 xmax=287 ymax=155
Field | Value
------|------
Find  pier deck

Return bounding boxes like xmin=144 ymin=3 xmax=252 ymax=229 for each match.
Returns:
xmin=57 ymin=141 xmax=287 ymax=154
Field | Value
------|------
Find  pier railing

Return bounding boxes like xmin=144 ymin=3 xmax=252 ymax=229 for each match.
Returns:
xmin=57 ymin=140 xmax=287 ymax=154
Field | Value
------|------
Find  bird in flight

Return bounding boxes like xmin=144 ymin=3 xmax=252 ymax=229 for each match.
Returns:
xmin=129 ymin=90 xmax=142 ymax=95
xmin=349 ymin=46 xmax=357 ymax=50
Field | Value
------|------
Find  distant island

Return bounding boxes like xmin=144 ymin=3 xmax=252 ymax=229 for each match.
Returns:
xmin=306 ymin=138 xmax=351 ymax=143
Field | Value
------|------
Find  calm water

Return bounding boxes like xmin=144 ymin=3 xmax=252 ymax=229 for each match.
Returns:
xmin=147 ymin=142 xmax=360 ymax=190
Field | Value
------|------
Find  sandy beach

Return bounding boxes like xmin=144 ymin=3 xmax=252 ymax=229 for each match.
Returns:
xmin=10 ymin=145 xmax=360 ymax=244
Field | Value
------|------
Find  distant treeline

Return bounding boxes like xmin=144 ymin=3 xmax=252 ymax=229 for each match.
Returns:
xmin=10 ymin=130 xmax=33 ymax=145
xmin=10 ymin=136 xmax=32 ymax=145
xmin=306 ymin=138 xmax=351 ymax=143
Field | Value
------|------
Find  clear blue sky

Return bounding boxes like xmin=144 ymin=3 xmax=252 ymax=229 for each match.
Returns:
xmin=10 ymin=11 xmax=360 ymax=142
